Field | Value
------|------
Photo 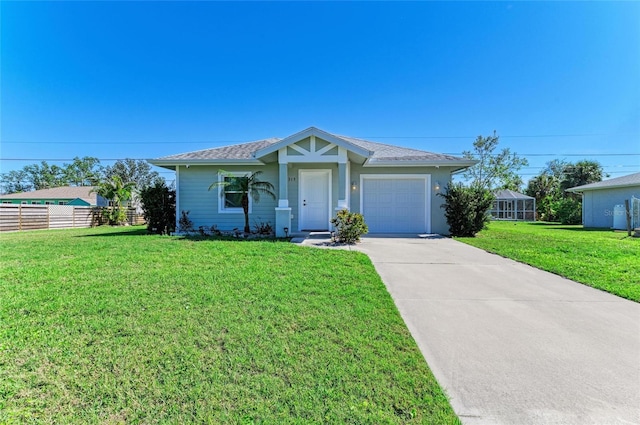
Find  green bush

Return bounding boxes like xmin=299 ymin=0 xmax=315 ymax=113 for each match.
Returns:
xmin=555 ymin=197 xmax=582 ymax=224
xmin=439 ymin=183 xmax=494 ymax=237
xmin=330 ymin=209 xmax=368 ymax=244
xmin=140 ymin=181 xmax=176 ymax=234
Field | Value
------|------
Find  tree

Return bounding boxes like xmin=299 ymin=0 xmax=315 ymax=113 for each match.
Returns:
xmin=140 ymin=180 xmax=176 ymax=234
xmin=526 ymin=159 xmax=606 ymax=222
xmin=525 ymin=172 xmax=561 ymax=221
xmin=208 ymin=171 xmax=276 ymax=233
xmin=24 ymin=161 xmax=66 ymax=190
xmin=0 ymin=170 xmax=32 ymax=194
xmin=63 ymin=156 xmax=103 ymax=186
xmin=560 ymin=160 xmax=606 ymax=196
xmin=91 ymin=175 xmax=136 ymax=225
xmin=104 ymin=159 xmax=162 ymax=191
xmin=462 ymin=132 xmax=529 ymax=191
xmin=439 ymin=183 xmax=494 ymax=237
xmin=0 ymin=157 xmax=103 ymax=194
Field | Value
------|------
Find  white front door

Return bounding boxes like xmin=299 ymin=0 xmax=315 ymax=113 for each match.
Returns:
xmin=299 ymin=170 xmax=331 ymax=231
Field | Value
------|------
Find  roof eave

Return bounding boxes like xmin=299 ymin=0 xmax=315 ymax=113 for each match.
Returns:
xmin=149 ymin=159 xmax=266 ymax=169
xmin=362 ymin=159 xmax=477 ymax=168
xmin=566 ymin=182 xmax=640 ymax=192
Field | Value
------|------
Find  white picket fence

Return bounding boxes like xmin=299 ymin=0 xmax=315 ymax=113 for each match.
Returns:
xmin=0 ymin=204 xmax=143 ymax=232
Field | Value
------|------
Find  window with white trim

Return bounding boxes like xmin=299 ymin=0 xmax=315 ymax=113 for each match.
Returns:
xmin=218 ymin=172 xmax=251 ymax=214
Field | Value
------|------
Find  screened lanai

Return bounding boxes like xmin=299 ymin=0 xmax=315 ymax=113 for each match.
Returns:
xmin=491 ymin=189 xmax=536 ymax=221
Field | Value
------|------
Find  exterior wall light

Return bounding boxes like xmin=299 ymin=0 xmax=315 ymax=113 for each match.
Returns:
xmin=434 ymin=181 xmax=441 ymax=191
xmin=351 ymin=182 xmax=357 ymax=191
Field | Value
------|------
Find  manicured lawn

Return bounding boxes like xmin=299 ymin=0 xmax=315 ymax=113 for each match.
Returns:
xmin=0 ymin=226 xmax=459 ymax=424
xmin=457 ymin=221 xmax=640 ymax=302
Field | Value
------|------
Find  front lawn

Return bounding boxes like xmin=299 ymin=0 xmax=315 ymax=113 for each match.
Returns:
xmin=457 ymin=221 xmax=640 ymax=302
xmin=0 ymin=226 xmax=458 ymax=424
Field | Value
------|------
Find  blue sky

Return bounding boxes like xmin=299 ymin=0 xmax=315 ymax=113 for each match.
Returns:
xmin=1 ymin=1 xmax=639 ymax=184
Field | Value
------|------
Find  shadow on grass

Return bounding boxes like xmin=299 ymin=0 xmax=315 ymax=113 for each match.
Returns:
xmin=76 ymin=228 xmax=151 ymax=237
xmin=519 ymin=222 xmax=612 ymax=232
xmin=75 ymin=226 xmax=293 ymax=242
xmin=177 ymin=235 xmax=292 ymax=243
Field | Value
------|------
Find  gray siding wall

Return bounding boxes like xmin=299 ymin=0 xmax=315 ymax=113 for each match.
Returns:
xmin=177 ymin=164 xmax=278 ymax=231
xmin=176 ymin=162 xmax=457 ymax=234
xmin=349 ymin=164 xmax=455 ymax=235
xmin=581 ymin=186 xmax=640 ymax=228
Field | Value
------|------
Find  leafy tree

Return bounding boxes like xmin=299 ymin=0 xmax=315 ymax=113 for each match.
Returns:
xmin=0 ymin=170 xmax=32 ymax=194
xmin=525 ymin=173 xmax=561 ymax=221
xmin=140 ymin=181 xmax=176 ymax=234
xmin=63 ymin=156 xmax=103 ymax=186
xmin=91 ymin=176 xmax=136 ymax=225
xmin=24 ymin=161 xmax=66 ymax=190
xmin=462 ymin=132 xmax=529 ymax=191
xmin=104 ymin=159 xmax=162 ymax=191
xmin=554 ymin=197 xmax=582 ymax=224
xmin=439 ymin=183 xmax=494 ymax=237
xmin=543 ymin=159 xmax=569 ymax=180
xmin=560 ymin=160 xmax=606 ymax=196
xmin=209 ymin=171 xmax=276 ymax=233
xmin=526 ymin=159 xmax=606 ymax=222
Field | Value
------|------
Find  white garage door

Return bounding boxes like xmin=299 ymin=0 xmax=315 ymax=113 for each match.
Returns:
xmin=361 ymin=176 xmax=429 ymax=233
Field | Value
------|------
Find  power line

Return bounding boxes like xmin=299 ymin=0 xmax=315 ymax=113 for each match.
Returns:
xmin=1 ymin=133 xmax=638 ymax=144
xmin=2 ymin=153 xmax=640 ymax=162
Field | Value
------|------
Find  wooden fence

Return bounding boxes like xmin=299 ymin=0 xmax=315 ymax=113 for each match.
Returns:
xmin=0 ymin=205 xmax=144 ymax=232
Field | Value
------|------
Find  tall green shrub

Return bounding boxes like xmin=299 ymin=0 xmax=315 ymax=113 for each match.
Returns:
xmin=554 ymin=198 xmax=582 ymax=225
xmin=439 ymin=183 xmax=494 ymax=237
xmin=140 ymin=181 xmax=176 ymax=234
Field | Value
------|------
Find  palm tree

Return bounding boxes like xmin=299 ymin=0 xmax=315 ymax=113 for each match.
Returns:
xmin=91 ymin=175 xmax=136 ymax=225
xmin=209 ymin=171 xmax=276 ymax=233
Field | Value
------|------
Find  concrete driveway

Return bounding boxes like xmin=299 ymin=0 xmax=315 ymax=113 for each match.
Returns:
xmin=352 ymin=236 xmax=640 ymax=425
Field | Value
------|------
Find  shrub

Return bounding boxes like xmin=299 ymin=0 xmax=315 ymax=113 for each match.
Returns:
xmin=253 ymin=220 xmax=274 ymax=235
xmin=439 ymin=183 xmax=494 ymax=237
xmin=555 ymin=197 xmax=582 ymax=224
xmin=330 ymin=209 xmax=368 ymax=244
xmin=178 ymin=210 xmax=194 ymax=233
xmin=140 ymin=181 xmax=176 ymax=235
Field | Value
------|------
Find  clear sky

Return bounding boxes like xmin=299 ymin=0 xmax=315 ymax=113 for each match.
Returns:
xmin=1 ymin=1 xmax=639 ymax=185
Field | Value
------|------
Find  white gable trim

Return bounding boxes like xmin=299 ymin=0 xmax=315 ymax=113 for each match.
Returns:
xmin=253 ymin=127 xmax=372 ymax=159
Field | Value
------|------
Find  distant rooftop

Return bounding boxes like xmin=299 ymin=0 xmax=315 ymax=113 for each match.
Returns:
xmin=494 ymin=189 xmax=534 ymax=200
xmin=0 ymin=186 xmax=98 ymax=204
xmin=566 ymin=172 xmax=640 ymax=192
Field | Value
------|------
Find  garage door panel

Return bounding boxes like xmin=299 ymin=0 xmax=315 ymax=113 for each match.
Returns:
xmin=362 ymin=177 xmax=428 ymax=233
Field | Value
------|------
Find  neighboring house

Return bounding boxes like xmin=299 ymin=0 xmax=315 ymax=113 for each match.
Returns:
xmin=490 ymin=189 xmax=536 ymax=221
xmin=0 ymin=186 xmax=108 ymax=207
xmin=150 ymin=127 xmax=476 ymax=236
xmin=566 ymin=171 xmax=640 ymax=228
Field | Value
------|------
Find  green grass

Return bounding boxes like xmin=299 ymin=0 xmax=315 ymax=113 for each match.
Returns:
xmin=457 ymin=221 xmax=640 ymax=302
xmin=0 ymin=226 xmax=459 ymax=424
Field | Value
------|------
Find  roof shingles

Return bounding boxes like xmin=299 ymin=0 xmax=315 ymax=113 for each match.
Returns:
xmin=152 ymin=128 xmax=471 ymax=165
xmin=567 ymin=172 xmax=640 ymax=191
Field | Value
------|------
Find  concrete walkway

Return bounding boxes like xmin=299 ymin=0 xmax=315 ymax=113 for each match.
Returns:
xmin=322 ymin=236 xmax=640 ymax=425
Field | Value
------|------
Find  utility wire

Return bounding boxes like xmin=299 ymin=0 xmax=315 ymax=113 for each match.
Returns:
xmin=2 ymin=132 xmax=638 ymax=144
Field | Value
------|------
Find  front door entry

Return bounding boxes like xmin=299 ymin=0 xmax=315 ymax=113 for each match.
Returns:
xmin=299 ymin=170 xmax=330 ymax=231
